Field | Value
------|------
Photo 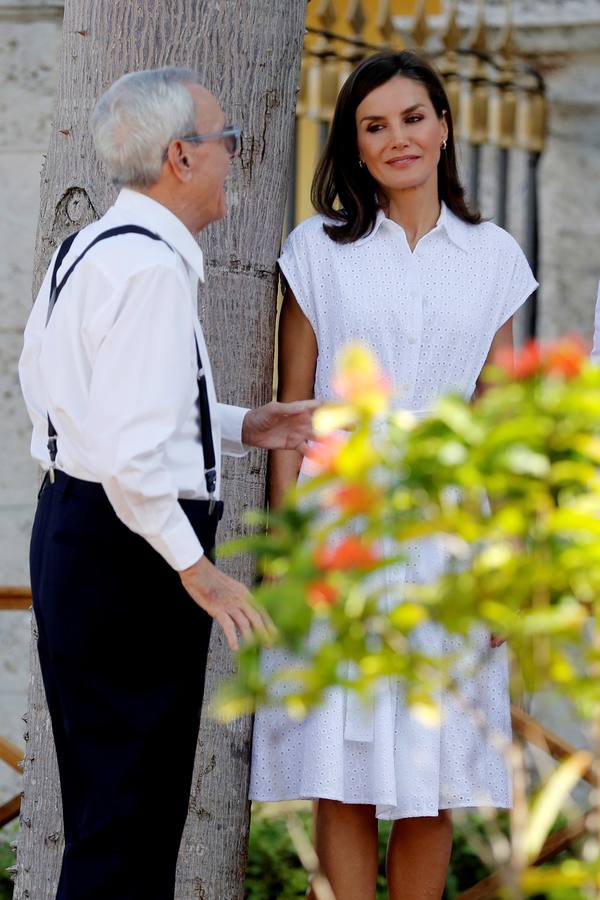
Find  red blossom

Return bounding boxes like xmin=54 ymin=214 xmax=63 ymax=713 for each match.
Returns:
xmin=307 ymin=581 xmax=339 ymax=608
xmin=493 ymin=337 xmax=587 ymax=382
xmin=324 ymin=484 xmax=382 ymax=515
xmin=544 ymin=336 xmax=587 ymax=380
xmin=314 ymin=536 xmax=380 ymax=571
xmin=494 ymin=340 xmax=541 ymax=380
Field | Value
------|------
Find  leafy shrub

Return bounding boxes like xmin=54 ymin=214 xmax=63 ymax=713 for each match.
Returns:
xmin=245 ymin=806 xmax=497 ymax=899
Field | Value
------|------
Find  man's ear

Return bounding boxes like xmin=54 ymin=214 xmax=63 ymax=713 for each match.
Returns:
xmin=166 ymin=141 xmax=192 ymax=183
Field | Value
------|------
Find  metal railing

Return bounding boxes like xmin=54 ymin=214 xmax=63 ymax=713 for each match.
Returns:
xmin=0 ymin=589 xmax=28 ymax=829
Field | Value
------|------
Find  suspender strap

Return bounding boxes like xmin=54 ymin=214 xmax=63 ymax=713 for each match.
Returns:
xmin=194 ymin=343 xmax=217 ymax=496
xmin=45 ymin=225 xmax=217 ymax=503
xmin=47 ymin=228 xmax=80 ymax=321
xmin=47 ymin=225 xmax=166 ymax=322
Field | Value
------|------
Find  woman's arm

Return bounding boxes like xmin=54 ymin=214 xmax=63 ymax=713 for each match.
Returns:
xmin=268 ymin=286 xmax=318 ymax=511
xmin=474 ymin=317 xmax=513 ymax=397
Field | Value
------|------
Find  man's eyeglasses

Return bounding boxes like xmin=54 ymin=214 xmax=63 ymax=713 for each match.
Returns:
xmin=163 ymin=125 xmax=240 ymax=161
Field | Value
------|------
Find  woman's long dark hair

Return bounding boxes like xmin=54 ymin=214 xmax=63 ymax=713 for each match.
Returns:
xmin=311 ymin=50 xmax=480 ymax=243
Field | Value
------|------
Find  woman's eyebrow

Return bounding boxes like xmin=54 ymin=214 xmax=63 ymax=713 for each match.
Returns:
xmin=359 ymin=103 xmax=425 ymax=124
xmin=401 ymin=103 xmax=426 ymax=115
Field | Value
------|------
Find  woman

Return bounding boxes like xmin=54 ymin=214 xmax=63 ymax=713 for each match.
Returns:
xmin=250 ymin=51 xmax=537 ymax=899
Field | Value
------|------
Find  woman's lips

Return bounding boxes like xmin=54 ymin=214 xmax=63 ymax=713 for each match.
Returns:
xmin=386 ymin=155 xmax=420 ymax=167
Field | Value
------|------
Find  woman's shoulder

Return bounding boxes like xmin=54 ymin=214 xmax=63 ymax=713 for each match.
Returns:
xmin=281 ymin=214 xmax=341 ymax=254
xmin=460 ymin=216 xmax=525 ymax=257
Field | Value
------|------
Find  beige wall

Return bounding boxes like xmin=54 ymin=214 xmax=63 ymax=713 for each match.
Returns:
xmin=0 ymin=0 xmax=62 ymax=804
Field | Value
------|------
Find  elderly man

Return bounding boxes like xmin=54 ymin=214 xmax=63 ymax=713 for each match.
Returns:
xmin=19 ymin=67 xmax=314 ymax=900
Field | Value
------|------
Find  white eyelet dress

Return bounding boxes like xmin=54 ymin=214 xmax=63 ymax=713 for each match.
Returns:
xmin=249 ymin=204 xmax=538 ymax=820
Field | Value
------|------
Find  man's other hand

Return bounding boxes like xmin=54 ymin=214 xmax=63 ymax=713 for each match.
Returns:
xmin=242 ymin=400 xmax=319 ymax=454
xmin=180 ymin=556 xmax=274 ymax=651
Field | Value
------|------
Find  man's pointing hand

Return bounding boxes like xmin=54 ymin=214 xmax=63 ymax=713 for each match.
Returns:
xmin=242 ymin=399 xmax=319 ymax=455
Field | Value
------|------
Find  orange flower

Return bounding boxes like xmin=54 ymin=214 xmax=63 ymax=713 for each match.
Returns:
xmin=544 ymin=336 xmax=587 ymax=380
xmin=304 ymin=433 xmax=346 ymax=476
xmin=307 ymin=581 xmax=339 ymax=608
xmin=494 ymin=340 xmax=542 ymax=380
xmin=493 ymin=337 xmax=587 ymax=382
xmin=314 ymin=536 xmax=380 ymax=571
xmin=324 ymin=483 xmax=382 ymax=515
xmin=516 ymin=341 xmax=544 ymax=379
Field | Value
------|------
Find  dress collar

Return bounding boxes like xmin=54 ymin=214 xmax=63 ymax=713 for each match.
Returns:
xmin=113 ymin=188 xmax=205 ymax=281
xmin=436 ymin=201 xmax=472 ymax=252
xmin=355 ymin=201 xmax=472 ymax=253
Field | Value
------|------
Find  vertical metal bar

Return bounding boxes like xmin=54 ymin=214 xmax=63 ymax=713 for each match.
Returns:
xmin=469 ymin=143 xmax=481 ymax=209
xmin=285 ymin=117 xmax=298 ymax=237
xmin=496 ymin=146 xmax=509 ymax=228
xmin=522 ymin=150 xmax=541 ymax=339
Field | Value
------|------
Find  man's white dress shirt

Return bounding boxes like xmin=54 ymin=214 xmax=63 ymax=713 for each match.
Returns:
xmin=19 ymin=189 xmax=248 ymax=571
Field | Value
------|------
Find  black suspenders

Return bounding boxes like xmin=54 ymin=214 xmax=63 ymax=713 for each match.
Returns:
xmin=45 ymin=225 xmax=218 ymax=508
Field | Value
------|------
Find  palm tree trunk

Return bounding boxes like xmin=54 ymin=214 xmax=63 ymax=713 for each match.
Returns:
xmin=15 ymin=2 xmax=306 ymax=897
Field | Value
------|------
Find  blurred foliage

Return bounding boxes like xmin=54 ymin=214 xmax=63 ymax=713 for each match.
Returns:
xmin=220 ymin=338 xmax=600 ymax=897
xmin=219 ymin=339 xmax=600 ymax=722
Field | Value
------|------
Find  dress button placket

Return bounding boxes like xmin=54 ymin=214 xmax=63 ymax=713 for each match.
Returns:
xmin=404 ymin=256 xmax=423 ymax=401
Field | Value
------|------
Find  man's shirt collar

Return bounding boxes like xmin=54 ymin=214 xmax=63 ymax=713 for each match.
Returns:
xmin=114 ymin=188 xmax=205 ymax=281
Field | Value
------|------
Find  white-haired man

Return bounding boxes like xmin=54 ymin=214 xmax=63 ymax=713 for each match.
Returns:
xmin=19 ymin=68 xmax=315 ymax=899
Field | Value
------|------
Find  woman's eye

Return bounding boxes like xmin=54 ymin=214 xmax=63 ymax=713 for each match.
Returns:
xmin=366 ymin=123 xmax=385 ymax=133
xmin=406 ymin=115 xmax=424 ymax=124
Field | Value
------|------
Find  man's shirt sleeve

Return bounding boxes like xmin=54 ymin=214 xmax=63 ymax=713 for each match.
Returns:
xmin=19 ymin=255 xmax=57 ymax=455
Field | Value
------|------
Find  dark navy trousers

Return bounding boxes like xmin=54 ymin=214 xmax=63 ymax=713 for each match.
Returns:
xmin=30 ymin=471 xmax=219 ymax=900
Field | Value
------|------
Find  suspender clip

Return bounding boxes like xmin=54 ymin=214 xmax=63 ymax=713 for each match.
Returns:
xmin=47 ymin=432 xmax=58 ymax=484
xmin=205 ymin=468 xmax=217 ymax=515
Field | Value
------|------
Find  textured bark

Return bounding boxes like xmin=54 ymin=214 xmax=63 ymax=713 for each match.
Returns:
xmin=15 ymin=2 xmax=306 ymax=898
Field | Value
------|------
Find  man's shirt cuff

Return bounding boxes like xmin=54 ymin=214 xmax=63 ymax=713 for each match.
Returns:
xmin=146 ymin=510 xmax=205 ymax=571
xmin=219 ymin=404 xmax=250 ymax=457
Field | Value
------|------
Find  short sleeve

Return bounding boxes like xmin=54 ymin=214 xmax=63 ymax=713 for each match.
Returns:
xmin=497 ymin=238 xmax=538 ymax=328
xmin=277 ymin=225 xmax=318 ymax=333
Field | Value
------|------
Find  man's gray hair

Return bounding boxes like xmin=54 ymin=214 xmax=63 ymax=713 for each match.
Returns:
xmin=91 ymin=67 xmax=204 ymax=187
